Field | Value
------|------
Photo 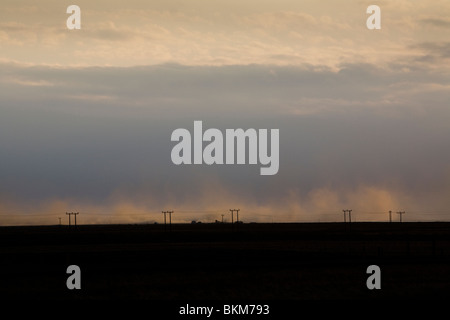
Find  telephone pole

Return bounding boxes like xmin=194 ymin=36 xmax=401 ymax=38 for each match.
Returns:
xmin=65 ymin=212 xmax=79 ymax=227
xmin=342 ymin=209 xmax=352 ymax=223
xmin=389 ymin=210 xmax=392 ymax=223
xmin=168 ymin=211 xmax=173 ymax=231
xmin=66 ymin=212 xmax=72 ymax=226
xmin=397 ymin=211 xmax=405 ymax=222
xmin=230 ymin=209 xmax=240 ymax=231
xmin=162 ymin=211 xmax=167 ymax=231
xmin=162 ymin=211 xmax=173 ymax=231
xmin=221 ymin=214 xmax=224 ymax=223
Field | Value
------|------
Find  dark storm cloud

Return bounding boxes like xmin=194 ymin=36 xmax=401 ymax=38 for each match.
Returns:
xmin=0 ymin=61 xmax=450 ymax=222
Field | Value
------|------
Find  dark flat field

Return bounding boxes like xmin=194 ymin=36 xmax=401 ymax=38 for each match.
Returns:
xmin=1 ymin=222 xmax=450 ymax=300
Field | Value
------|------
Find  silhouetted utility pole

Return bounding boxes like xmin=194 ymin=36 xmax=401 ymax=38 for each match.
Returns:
xmin=230 ymin=209 xmax=235 ymax=231
xmin=221 ymin=214 xmax=224 ymax=223
xmin=397 ymin=211 xmax=405 ymax=222
xmin=66 ymin=212 xmax=72 ymax=226
xmin=389 ymin=210 xmax=392 ymax=223
xmin=230 ymin=209 xmax=240 ymax=231
xmin=162 ymin=211 xmax=173 ymax=231
xmin=168 ymin=211 xmax=173 ymax=231
xmin=343 ymin=209 xmax=352 ymax=223
xmin=162 ymin=211 xmax=167 ymax=231
xmin=66 ymin=212 xmax=79 ymax=227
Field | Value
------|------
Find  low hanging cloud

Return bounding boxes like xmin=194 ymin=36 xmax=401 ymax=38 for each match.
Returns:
xmin=0 ymin=60 xmax=450 ymax=225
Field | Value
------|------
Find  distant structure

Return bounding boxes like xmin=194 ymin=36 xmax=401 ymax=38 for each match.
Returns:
xmin=66 ymin=212 xmax=79 ymax=226
xmin=229 ymin=209 xmax=240 ymax=223
xmin=389 ymin=210 xmax=392 ymax=223
xmin=342 ymin=209 xmax=352 ymax=223
xmin=229 ymin=209 xmax=241 ymax=225
xmin=397 ymin=211 xmax=406 ymax=222
xmin=162 ymin=210 xmax=173 ymax=231
xmin=229 ymin=209 xmax=241 ymax=231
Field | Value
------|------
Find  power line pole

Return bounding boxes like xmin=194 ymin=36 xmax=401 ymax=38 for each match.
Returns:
xmin=162 ymin=211 xmax=167 ymax=231
xmin=389 ymin=210 xmax=392 ymax=223
xmin=221 ymin=214 xmax=224 ymax=223
xmin=168 ymin=211 xmax=173 ymax=232
xmin=342 ymin=209 xmax=352 ymax=223
xmin=162 ymin=211 xmax=173 ymax=231
xmin=74 ymin=212 xmax=79 ymax=226
xmin=66 ymin=212 xmax=72 ymax=226
xmin=229 ymin=209 xmax=240 ymax=231
xmin=66 ymin=212 xmax=79 ymax=227
xmin=230 ymin=209 xmax=237 ymax=231
xmin=397 ymin=211 xmax=405 ymax=222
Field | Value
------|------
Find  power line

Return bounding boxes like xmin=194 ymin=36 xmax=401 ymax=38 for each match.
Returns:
xmin=66 ymin=212 xmax=79 ymax=226
xmin=342 ymin=209 xmax=352 ymax=223
xmin=397 ymin=211 xmax=406 ymax=222
xmin=2 ymin=207 xmax=450 ymax=226
xmin=162 ymin=210 xmax=173 ymax=232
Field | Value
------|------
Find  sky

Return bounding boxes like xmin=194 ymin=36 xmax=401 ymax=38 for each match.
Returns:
xmin=1 ymin=0 xmax=450 ymax=225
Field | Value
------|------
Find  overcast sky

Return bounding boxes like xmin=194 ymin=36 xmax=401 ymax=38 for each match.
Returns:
xmin=1 ymin=1 xmax=450 ymax=225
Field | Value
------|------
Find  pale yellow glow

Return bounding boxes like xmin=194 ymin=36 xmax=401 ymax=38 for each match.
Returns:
xmin=0 ymin=0 xmax=449 ymax=68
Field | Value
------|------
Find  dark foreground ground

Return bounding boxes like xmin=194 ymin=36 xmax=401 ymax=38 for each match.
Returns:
xmin=0 ymin=222 xmax=449 ymax=302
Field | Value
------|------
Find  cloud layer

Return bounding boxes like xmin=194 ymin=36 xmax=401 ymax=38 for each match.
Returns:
xmin=1 ymin=0 xmax=449 ymax=67
xmin=1 ymin=1 xmax=450 ymax=224
xmin=1 ymin=61 xmax=449 ymax=224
